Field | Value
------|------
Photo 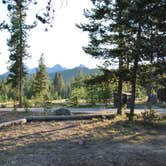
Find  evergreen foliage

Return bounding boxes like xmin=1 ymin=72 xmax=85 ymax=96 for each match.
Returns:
xmin=53 ymin=73 xmax=65 ymax=98
xmin=77 ymin=0 xmax=131 ymax=114
xmin=4 ymin=0 xmax=35 ymax=107
xmin=0 ymin=0 xmax=165 ymax=112
xmin=125 ymin=0 xmax=165 ymax=120
xmin=31 ymin=54 xmax=50 ymax=99
xmin=0 ymin=80 xmax=8 ymax=102
xmin=78 ymin=0 xmax=165 ymax=120
xmin=70 ymin=71 xmax=86 ymax=105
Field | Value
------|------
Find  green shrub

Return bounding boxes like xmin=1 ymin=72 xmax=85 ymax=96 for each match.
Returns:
xmin=43 ymin=96 xmax=52 ymax=112
xmin=43 ymin=101 xmax=52 ymax=112
xmin=0 ymin=104 xmax=7 ymax=108
xmin=141 ymin=109 xmax=160 ymax=126
xmin=122 ymin=104 xmax=127 ymax=111
xmin=23 ymin=97 xmax=31 ymax=112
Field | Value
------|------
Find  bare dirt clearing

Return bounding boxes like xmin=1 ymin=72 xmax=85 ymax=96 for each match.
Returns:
xmin=0 ymin=113 xmax=166 ymax=166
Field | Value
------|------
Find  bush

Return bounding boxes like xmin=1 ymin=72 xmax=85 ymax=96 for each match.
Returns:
xmin=69 ymin=96 xmax=79 ymax=106
xmin=0 ymin=104 xmax=7 ymax=108
xmin=23 ymin=98 xmax=31 ymax=112
xmin=141 ymin=109 xmax=160 ymax=126
xmin=42 ymin=95 xmax=52 ymax=111
xmin=43 ymin=101 xmax=52 ymax=112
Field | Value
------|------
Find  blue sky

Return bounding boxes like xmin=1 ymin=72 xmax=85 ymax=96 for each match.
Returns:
xmin=0 ymin=0 xmax=101 ymax=74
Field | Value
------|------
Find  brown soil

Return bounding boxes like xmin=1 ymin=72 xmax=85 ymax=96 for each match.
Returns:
xmin=0 ymin=113 xmax=166 ymax=166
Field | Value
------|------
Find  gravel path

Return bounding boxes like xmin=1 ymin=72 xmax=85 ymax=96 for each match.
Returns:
xmin=0 ymin=107 xmax=165 ymax=114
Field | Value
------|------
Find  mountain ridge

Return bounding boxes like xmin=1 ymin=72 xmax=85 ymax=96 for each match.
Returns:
xmin=0 ymin=64 xmax=99 ymax=82
xmin=27 ymin=64 xmax=67 ymax=74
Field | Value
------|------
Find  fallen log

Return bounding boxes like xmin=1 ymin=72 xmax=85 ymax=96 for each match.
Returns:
xmin=0 ymin=118 xmax=27 ymax=129
xmin=26 ymin=113 xmax=116 ymax=122
xmin=0 ymin=113 xmax=116 ymax=128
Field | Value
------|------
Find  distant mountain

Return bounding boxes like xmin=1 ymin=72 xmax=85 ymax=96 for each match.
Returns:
xmin=0 ymin=64 xmax=100 ymax=82
xmin=28 ymin=67 xmax=38 ymax=74
xmin=48 ymin=65 xmax=99 ymax=82
xmin=28 ymin=64 xmax=66 ymax=74
xmin=0 ymin=72 xmax=9 ymax=80
xmin=46 ymin=64 xmax=67 ymax=73
xmin=77 ymin=64 xmax=86 ymax=68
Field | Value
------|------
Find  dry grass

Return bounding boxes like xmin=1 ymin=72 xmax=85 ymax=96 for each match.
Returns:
xmin=0 ymin=113 xmax=165 ymax=166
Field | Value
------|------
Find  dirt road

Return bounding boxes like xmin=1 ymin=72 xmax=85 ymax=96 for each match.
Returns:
xmin=0 ymin=107 xmax=165 ymax=114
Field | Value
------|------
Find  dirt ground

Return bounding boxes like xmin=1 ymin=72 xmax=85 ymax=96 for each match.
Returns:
xmin=0 ymin=113 xmax=166 ymax=166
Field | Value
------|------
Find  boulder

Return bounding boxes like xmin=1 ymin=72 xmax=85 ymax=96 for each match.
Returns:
xmin=54 ymin=108 xmax=72 ymax=116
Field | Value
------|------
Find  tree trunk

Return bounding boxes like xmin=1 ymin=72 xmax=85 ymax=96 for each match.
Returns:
xmin=26 ymin=113 xmax=116 ymax=122
xmin=147 ymin=83 xmax=152 ymax=108
xmin=117 ymin=23 xmax=123 ymax=115
xmin=129 ymin=23 xmax=141 ymax=121
xmin=129 ymin=59 xmax=138 ymax=121
xmin=147 ymin=58 xmax=154 ymax=108
xmin=0 ymin=119 xmax=27 ymax=129
xmin=117 ymin=78 xmax=123 ymax=114
xmin=18 ymin=0 xmax=23 ymax=108
xmin=117 ymin=56 xmax=123 ymax=114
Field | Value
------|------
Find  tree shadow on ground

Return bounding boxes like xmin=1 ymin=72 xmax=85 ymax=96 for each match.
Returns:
xmin=0 ymin=118 xmax=165 ymax=166
xmin=0 ymin=124 xmax=76 ymax=143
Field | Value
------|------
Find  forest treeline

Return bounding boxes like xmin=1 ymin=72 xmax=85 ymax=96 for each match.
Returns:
xmin=0 ymin=55 xmax=159 ymax=108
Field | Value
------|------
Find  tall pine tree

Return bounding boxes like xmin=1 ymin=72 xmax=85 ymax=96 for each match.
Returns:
xmin=2 ymin=0 xmax=55 ymax=107
xmin=32 ymin=54 xmax=50 ymax=99
xmin=77 ymin=0 xmax=130 ymax=114
xmin=7 ymin=0 xmax=31 ymax=107
xmin=125 ymin=0 xmax=165 ymax=120
xmin=78 ymin=0 xmax=165 ymax=119
xmin=53 ymin=73 xmax=64 ymax=98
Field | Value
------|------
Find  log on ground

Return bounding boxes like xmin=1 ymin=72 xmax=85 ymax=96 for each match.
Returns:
xmin=26 ymin=113 xmax=116 ymax=122
xmin=0 ymin=118 xmax=27 ymax=129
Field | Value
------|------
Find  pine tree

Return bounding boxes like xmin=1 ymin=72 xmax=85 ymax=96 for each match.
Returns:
xmin=4 ymin=0 xmax=35 ymax=107
xmin=124 ymin=0 xmax=165 ymax=120
xmin=70 ymin=71 xmax=86 ymax=105
xmin=53 ymin=73 xmax=65 ymax=98
xmin=1 ymin=0 xmax=56 ymax=107
xmin=78 ymin=0 xmax=165 ymax=119
xmin=77 ymin=0 xmax=130 ymax=114
xmin=0 ymin=80 xmax=8 ymax=102
xmin=7 ymin=0 xmax=27 ymax=107
xmin=32 ymin=54 xmax=50 ymax=99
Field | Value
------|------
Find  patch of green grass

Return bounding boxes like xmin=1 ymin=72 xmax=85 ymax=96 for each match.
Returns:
xmin=127 ymin=139 xmax=138 ymax=144
xmin=149 ymin=130 xmax=159 ymax=135
xmin=121 ymin=130 xmax=134 ymax=136
xmin=134 ymin=135 xmax=145 ymax=141
xmin=157 ymin=118 xmax=166 ymax=126
xmin=123 ymin=120 xmax=135 ymax=128
xmin=104 ymin=125 xmax=117 ymax=131
xmin=91 ymin=117 xmax=105 ymax=122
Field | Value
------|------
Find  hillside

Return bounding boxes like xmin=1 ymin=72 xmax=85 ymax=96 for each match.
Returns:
xmin=0 ymin=72 xmax=9 ymax=80
xmin=48 ymin=66 xmax=99 ymax=82
xmin=28 ymin=64 xmax=67 ymax=74
xmin=0 ymin=65 xmax=99 ymax=82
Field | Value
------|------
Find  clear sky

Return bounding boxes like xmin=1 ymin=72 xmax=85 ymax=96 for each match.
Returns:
xmin=0 ymin=0 xmax=101 ymax=74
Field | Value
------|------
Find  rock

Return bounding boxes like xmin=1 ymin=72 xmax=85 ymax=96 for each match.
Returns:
xmin=53 ymin=108 xmax=72 ymax=116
